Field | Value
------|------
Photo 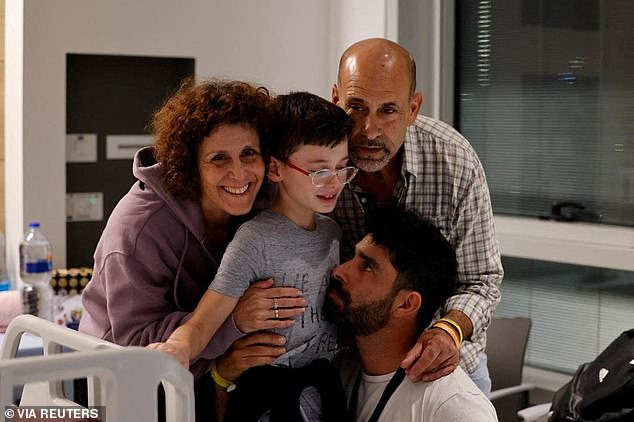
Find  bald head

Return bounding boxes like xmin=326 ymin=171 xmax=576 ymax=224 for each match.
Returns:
xmin=338 ymin=38 xmax=417 ymax=96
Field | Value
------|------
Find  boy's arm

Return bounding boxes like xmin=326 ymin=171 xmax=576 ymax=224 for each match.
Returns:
xmin=148 ymin=289 xmax=238 ymax=367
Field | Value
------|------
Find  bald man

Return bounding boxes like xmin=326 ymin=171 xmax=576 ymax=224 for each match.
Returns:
xmin=330 ymin=38 xmax=503 ymax=394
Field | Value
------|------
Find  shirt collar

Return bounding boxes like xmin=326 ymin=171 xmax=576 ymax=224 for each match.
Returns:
xmin=402 ymin=125 xmax=419 ymax=179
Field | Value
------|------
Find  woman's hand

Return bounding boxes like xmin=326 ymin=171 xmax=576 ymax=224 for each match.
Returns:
xmin=233 ymin=279 xmax=306 ymax=333
xmin=147 ymin=340 xmax=191 ymax=369
xmin=214 ymin=331 xmax=287 ymax=382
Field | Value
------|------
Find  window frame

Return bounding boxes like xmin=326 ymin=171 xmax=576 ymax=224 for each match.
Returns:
xmin=428 ymin=0 xmax=634 ymax=272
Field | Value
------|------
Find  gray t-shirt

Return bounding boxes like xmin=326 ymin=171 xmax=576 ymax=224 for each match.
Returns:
xmin=210 ymin=210 xmax=341 ymax=421
xmin=210 ymin=209 xmax=340 ymax=367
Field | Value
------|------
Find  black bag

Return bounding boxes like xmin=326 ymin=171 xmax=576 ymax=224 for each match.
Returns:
xmin=224 ymin=359 xmax=348 ymax=422
xmin=549 ymin=328 xmax=634 ymax=422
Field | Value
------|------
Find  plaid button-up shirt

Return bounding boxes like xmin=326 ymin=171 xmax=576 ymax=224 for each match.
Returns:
xmin=331 ymin=115 xmax=503 ymax=374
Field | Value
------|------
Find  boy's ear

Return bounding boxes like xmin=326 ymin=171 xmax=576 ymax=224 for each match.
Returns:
xmin=392 ymin=290 xmax=421 ymax=319
xmin=268 ymin=157 xmax=283 ymax=182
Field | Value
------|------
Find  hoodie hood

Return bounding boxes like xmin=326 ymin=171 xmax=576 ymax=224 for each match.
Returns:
xmin=133 ymin=146 xmax=207 ymax=243
xmin=80 ymin=146 xmax=244 ymax=372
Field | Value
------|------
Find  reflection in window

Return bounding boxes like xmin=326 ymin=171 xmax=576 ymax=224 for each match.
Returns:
xmin=455 ymin=0 xmax=634 ymax=226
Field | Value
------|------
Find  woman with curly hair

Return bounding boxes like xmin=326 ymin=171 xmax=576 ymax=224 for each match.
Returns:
xmin=80 ymin=79 xmax=305 ymax=420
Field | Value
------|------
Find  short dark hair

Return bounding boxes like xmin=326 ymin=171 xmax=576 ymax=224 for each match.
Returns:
xmin=152 ymin=78 xmax=274 ymax=200
xmin=365 ymin=203 xmax=457 ymax=330
xmin=270 ymin=91 xmax=353 ymax=161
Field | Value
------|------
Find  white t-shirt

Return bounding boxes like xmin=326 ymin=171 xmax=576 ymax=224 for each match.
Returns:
xmin=339 ymin=351 xmax=498 ymax=422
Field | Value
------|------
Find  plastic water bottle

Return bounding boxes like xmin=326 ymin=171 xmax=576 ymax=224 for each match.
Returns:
xmin=19 ymin=222 xmax=54 ymax=320
xmin=0 ymin=231 xmax=9 ymax=291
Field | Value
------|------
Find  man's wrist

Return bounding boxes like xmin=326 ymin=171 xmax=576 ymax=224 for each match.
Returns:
xmin=437 ymin=318 xmax=463 ymax=343
xmin=431 ymin=321 xmax=461 ymax=348
xmin=210 ymin=360 xmax=234 ymax=390
xmin=442 ymin=310 xmax=473 ymax=341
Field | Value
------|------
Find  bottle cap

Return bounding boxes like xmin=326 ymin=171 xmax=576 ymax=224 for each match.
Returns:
xmin=29 ymin=221 xmax=41 ymax=228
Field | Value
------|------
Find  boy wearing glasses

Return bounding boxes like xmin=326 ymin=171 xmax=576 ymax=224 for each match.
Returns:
xmin=150 ymin=91 xmax=356 ymax=421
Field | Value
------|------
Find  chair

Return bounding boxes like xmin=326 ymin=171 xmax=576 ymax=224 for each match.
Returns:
xmin=486 ymin=317 xmax=533 ymax=422
xmin=0 ymin=314 xmax=194 ymax=422
xmin=517 ymin=403 xmax=552 ymax=422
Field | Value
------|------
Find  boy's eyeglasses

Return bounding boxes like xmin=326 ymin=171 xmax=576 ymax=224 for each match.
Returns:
xmin=285 ymin=161 xmax=359 ymax=188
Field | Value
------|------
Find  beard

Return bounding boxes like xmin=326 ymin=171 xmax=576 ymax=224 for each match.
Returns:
xmin=349 ymin=137 xmax=392 ymax=172
xmin=325 ymin=277 xmax=397 ymax=337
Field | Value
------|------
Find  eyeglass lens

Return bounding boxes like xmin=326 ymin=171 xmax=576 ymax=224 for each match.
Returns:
xmin=311 ymin=167 xmax=358 ymax=187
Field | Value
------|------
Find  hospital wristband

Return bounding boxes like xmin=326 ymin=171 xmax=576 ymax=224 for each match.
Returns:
xmin=431 ymin=321 xmax=461 ymax=348
xmin=437 ymin=317 xmax=464 ymax=344
xmin=210 ymin=360 xmax=232 ymax=389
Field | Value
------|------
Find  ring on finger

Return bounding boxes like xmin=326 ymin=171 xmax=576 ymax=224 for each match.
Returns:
xmin=273 ymin=298 xmax=279 ymax=310
xmin=275 ymin=309 xmax=280 ymax=319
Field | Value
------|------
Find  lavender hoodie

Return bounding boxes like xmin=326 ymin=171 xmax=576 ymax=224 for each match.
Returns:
xmin=80 ymin=147 xmax=244 ymax=378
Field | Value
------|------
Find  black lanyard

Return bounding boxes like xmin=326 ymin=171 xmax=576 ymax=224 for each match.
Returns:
xmin=347 ymin=367 xmax=406 ymax=422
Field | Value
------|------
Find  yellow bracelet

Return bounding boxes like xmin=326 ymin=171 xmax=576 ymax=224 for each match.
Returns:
xmin=432 ymin=321 xmax=461 ymax=348
xmin=210 ymin=360 xmax=232 ymax=389
xmin=438 ymin=317 xmax=464 ymax=344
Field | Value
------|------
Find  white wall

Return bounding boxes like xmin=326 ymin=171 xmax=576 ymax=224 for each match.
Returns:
xmin=398 ymin=0 xmax=454 ymax=121
xmin=4 ymin=0 xmax=393 ymax=281
xmin=329 ymin=0 xmax=398 ymax=70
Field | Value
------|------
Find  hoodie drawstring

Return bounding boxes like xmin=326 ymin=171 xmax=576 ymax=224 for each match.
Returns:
xmin=173 ymin=226 xmax=189 ymax=310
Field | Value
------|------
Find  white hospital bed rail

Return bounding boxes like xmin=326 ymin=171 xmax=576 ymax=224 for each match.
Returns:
xmin=0 ymin=314 xmax=194 ymax=422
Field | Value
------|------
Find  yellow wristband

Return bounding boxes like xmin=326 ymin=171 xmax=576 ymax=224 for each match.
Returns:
xmin=438 ymin=317 xmax=464 ymax=344
xmin=210 ymin=360 xmax=232 ymax=389
xmin=432 ymin=321 xmax=460 ymax=348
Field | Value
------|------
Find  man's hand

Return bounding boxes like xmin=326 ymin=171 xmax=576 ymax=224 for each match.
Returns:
xmin=212 ymin=332 xmax=285 ymax=422
xmin=400 ymin=327 xmax=459 ymax=382
xmin=233 ymin=279 xmax=306 ymax=333
xmin=401 ymin=310 xmax=473 ymax=382
xmin=214 ymin=331 xmax=287 ymax=382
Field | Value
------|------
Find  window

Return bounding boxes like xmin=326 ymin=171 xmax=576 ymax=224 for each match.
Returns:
xmin=455 ymin=0 xmax=633 ymax=226
xmin=454 ymin=0 xmax=634 ymax=373
xmin=497 ymin=257 xmax=633 ymax=373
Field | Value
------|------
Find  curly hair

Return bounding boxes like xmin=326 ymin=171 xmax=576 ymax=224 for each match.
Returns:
xmin=365 ymin=203 xmax=457 ymax=331
xmin=151 ymin=78 xmax=274 ymax=200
